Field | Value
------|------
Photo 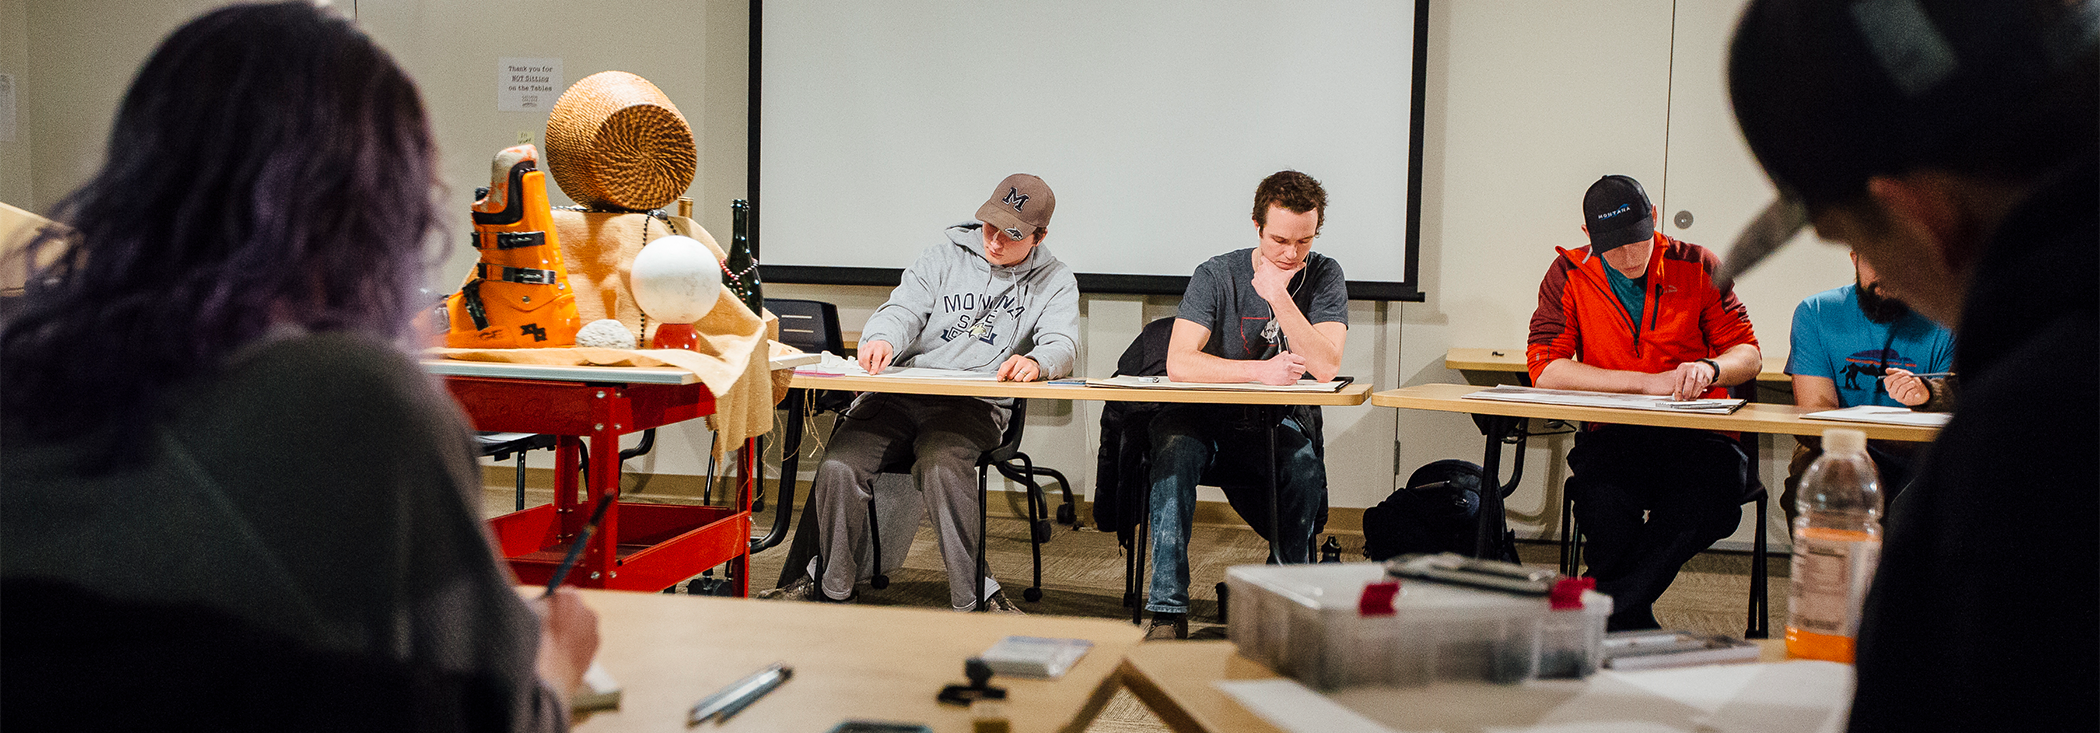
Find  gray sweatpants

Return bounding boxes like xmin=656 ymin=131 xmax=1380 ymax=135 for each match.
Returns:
xmin=812 ymin=393 xmax=1006 ymax=610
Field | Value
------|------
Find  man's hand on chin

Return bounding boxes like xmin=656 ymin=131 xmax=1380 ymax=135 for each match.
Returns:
xmin=1251 ymin=255 xmax=1298 ymax=303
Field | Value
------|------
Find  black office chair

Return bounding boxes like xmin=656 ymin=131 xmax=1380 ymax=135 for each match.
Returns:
xmin=1101 ymin=319 xmax=1330 ymax=625
xmin=859 ymin=398 xmax=1066 ymax=607
xmin=759 ymin=298 xmax=851 ymax=518
xmin=1556 ymin=388 xmax=1771 ymax=639
xmin=475 ymin=432 xmax=557 ymax=511
xmin=1558 ymin=480 xmax=1770 ymax=638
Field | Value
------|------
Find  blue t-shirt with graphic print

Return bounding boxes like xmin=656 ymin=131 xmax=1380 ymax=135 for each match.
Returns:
xmin=1785 ymin=284 xmax=1955 ymax=408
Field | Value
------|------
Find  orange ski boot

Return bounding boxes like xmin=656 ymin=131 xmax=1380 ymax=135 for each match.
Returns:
xmin=443 ymin=145 xmax=579 ymax=348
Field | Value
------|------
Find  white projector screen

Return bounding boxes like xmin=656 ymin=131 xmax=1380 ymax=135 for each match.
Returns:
xmin=756 ymin=1 xmax=1426 ymax=300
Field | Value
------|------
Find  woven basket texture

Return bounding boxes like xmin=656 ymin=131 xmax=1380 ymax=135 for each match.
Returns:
xmin=545 ymin=71 xmax=696 ymax=211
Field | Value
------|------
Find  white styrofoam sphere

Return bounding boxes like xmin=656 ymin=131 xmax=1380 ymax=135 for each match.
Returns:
xmin=576 ymin=319 xmax=637 ymax=350
xmin=629 ymin=235 xmax=722 ymax=323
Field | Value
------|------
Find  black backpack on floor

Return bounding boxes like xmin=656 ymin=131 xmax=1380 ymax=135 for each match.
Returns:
xmin=1362 ymin=459 xmax=1516 ymax=563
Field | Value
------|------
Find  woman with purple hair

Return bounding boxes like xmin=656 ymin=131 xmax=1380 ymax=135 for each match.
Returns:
xmin=0 ymin=3 xmax=594 ymax=729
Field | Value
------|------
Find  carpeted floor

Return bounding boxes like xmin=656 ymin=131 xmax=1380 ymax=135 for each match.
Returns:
xmin=482 ymin=485 xmax=1790 ymax=732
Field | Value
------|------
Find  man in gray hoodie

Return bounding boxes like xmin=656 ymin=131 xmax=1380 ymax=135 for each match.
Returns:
xmin=794 ymin=173 xmax=1080 ymax=611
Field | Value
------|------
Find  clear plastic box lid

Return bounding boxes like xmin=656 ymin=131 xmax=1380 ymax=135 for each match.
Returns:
xmin=1228 ymin=563 xmax=1579 ymax=618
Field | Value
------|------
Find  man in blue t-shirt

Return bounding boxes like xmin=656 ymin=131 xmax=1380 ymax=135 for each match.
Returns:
xmin=1143 ymin=170 xmax=1349 ymax=640
xmin=1783 ymin=251 xmax=1954 ymax=524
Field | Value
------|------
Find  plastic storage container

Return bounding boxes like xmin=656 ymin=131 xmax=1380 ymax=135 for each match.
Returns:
xmin=1226 ymin=562 xmax=1611 ymax=690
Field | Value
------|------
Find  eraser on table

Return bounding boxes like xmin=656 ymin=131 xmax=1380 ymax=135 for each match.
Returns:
xmin=970 ymin=700 xmax=1010 ymax=733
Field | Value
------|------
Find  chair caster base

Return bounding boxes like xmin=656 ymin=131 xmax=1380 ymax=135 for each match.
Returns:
xmin=1023 ymin=587 xmax=1042 ymax=603
xmin=871 ymin=574 xmax=890 ymax=590
xmin=1033 ymin=520 xmax=1054 ymax=544
xmin=1057 ymin=503 xmax=1077 ymax=525
xmin=1215 ymin=581 xmax=1230 ymax=624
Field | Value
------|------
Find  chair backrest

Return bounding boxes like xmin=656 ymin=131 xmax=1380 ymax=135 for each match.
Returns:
xmin=1115 ymin=317 xmax=1177 ymax=377
xmin=982 ymin=398 xmax=1030 ymax=465
xmin=765 ymin=298 xmax=843 ymax=355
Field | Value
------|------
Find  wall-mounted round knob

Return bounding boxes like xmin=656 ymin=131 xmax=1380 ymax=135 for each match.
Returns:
xmin=1674 ymin=210 xmax=1694 ymax=229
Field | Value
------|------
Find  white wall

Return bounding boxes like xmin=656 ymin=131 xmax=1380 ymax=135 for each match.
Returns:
xmin=15 ymin=0 xmax=235 ymax=213
xmin=15 ymin=1 xmax=1867 ymax=550
xmin=0 ymin=0 xmax=34 ymax=210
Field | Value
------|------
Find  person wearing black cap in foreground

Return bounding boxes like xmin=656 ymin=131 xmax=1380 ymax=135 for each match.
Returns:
xmin=1526 ymin=175 xmax=1765 ymax=632
xmin=1727 ymin=0 xmax=2097 ymax=729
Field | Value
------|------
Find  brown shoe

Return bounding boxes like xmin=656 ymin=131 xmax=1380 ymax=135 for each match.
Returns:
xmin=984 ymin=589 xmax=1027 ymax=615
xmin=1144 ymin=612 xmax=1188 ymax=641
xmin=757 ymin=577 xmax=852 ymax=603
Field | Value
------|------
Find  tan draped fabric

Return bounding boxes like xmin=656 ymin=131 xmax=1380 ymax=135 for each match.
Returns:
xmin=434 ymin=211 xmax=787 ymax=458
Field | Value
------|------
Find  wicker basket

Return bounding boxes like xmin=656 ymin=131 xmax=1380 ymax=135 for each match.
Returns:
xmin=544 ymin=71 xmax=697 ymax=212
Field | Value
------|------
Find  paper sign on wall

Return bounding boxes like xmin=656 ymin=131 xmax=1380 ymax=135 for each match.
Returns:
xmin=497 ymin=58 xmax=562 ymax=113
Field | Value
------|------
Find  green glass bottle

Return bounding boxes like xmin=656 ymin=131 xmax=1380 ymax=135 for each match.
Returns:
xmin=723 ymin=199 xmax=762 ymax=314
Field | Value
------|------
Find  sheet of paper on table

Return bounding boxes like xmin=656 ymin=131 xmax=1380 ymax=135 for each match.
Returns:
xmin=768 ymin=352 xmax=823 ymax=370
xmin=1083 ymin=375 xmax=1351 ymax=393
xmin=1216 ymin=660 xmax=1852 ymax=733
xmin=1462 ymin=385 xmax=1746 ymax=414
xmin=1801 ymin=405 xmax=1952 ymax=428
xmin=795 ymin=360 xmax=998 ymax=381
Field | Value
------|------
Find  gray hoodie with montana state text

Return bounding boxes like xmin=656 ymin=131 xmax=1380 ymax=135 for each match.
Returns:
xmin=860 ymin=221 xmax=1080 ymax=380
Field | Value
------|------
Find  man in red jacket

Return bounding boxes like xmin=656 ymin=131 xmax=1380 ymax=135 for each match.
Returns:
xmin=1527 ymin=175 xmax=1763 ymax=630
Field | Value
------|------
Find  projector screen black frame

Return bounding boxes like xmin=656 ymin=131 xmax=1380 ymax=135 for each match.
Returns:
xmin=746 ymin=1 xmax=1430 ymax=303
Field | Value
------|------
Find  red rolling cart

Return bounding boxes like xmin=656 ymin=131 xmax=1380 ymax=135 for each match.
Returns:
xmin=437 ymin=366 xmax=755 ymax=597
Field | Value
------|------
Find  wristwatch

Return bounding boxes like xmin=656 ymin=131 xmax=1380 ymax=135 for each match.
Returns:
xmin=1697 ymin=358 xmax=1722 ymax=382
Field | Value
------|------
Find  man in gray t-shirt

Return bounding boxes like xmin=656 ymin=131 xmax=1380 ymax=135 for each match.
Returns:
xmin=1144 ymin=170 xmax=1349 ymax=640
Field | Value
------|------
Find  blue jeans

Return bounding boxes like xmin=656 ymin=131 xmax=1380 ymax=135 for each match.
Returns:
xmin=1145 ymin=404 xmax=1325 ymax=614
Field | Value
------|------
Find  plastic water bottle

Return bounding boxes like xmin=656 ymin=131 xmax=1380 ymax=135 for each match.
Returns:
xmin=1785 ymin=428 xmax=1883 ymax=662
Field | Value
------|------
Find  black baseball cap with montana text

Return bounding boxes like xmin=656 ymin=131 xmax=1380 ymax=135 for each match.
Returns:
xmin=1583 ymin=175 xmax=1655 ymax=255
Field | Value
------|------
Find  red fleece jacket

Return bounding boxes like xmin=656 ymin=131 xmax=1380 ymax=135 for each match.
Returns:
xmin=1526 ymin=233 xmax=1758 ymax=398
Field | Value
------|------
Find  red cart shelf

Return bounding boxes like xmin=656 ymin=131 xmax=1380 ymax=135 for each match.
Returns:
xmin=442 ymin=375 xmax=754 ymax=596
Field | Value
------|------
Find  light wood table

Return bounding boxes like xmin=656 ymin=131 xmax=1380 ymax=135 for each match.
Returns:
xmin=1445 ymin=347 xmax=1792 ymax=385
xmin=1372 ymin=383 xmax=1939 ymax=638
xmin=1373 ymin=383 xmax=1938 ymax=443
xmin=569 ymin=588 xmax=1143 ymax=733
xmin=1110 ymin=639 xmax=1795 ymax=733
xmin=771 ymin=374 xmax=1371 ymax=614
xmin=787 ymin=373 xmax=1372 ymax=405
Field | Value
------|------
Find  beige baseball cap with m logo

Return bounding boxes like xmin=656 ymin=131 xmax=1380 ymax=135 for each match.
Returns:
xmin=974 ymin=173 xmax=1056 ymax=242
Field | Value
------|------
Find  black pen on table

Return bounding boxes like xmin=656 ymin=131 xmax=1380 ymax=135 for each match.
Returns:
xmin=544 ymin=491 xmax=617 ymax=597
xmin=689 ymin=662 xmax=792 ymax=725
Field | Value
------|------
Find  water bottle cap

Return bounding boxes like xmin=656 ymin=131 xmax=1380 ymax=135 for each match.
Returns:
xmin=1822 ymin=427 xmax=1868 ymax=454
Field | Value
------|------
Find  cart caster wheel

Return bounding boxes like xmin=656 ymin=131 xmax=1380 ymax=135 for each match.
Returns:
xmin=1057 ymin=503 xmax=1076 ymax=525
xmin=1033 ymin=520 xmax=1054 ymax=544
xmin=1023 ymin=587 xmax=1042 ymax=603
xmin=871 ymin=574 xmax=890 ymax=590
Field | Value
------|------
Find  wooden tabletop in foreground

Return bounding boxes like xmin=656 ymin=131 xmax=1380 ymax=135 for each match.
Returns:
xmin=567 ymin=589 xmax=1143 ymax=733
xmin=1371 ymin=383 xmax=1939 ymax=442
xmin=789 ymin=374 xmax=1372 ymax=406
